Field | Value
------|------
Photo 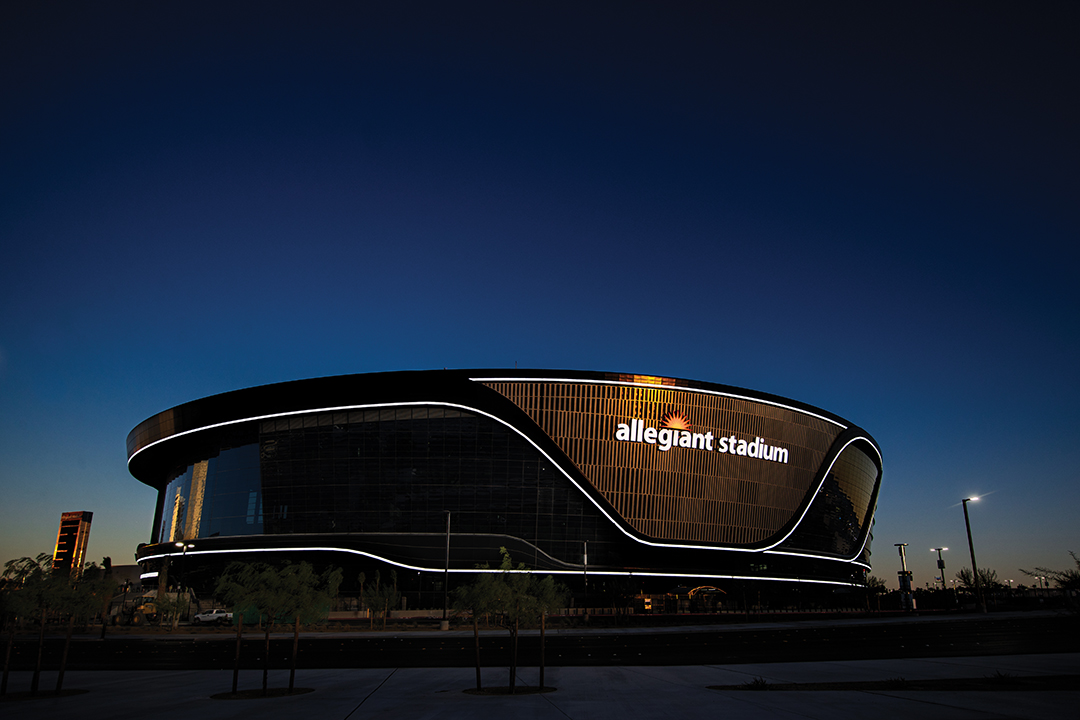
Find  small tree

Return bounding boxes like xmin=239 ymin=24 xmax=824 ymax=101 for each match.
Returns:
xmin=1021 ymin=552 xmax=1080 ymax=590
xmin=1021 ymin=552 xmax=1080 ymax=610
xmin=478 ymin=547 xmax=567 ymax=694
xmin=216 ymin=562 xmax=289 ymax=695
xmin=531 ymin=573 xmax=568 ymax=690
xmin=497 ymin=548 xmax=533 ymax=694
xmin=605 ymin=576 xmax=635 ymax=622
xmin=216 ymin=561 xmax=341 ymax=695
xmin=153 ymin=593 xmax=189 ymax=632
xmin=2 ymin=554 xmax=68 ymax=694
xmin=0 ymin=554 xmax=115 ymax=694
xmin=359 ymin=570 xmax=400 ymax=631
xmin=452 ymin=568 xmax=504 ymax=690
xmin=54 ymin=562 xmax=115 ymax=691
xmin=97 ymin=557 xmax=113 ymax=639
xmin=230 ymin=609 xmax=245 ymax=694
xmin=864 ymin=575 xmax=886 ymax=611
xmin=956 ymin=567 xmax=1001 ymax=591
xmin=0 ymin=576 xmax=14 ymax=696
xmin=278 ymin=563 xmax=342 ymax=692
xmin=0 ymin=559 xmax=46 ymax=696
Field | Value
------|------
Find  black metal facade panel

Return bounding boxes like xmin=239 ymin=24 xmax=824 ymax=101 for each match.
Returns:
xmin=127 ymin=370 xmax=859 ymax=468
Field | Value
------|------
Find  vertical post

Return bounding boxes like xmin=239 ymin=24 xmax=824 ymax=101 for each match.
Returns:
xmin=31 ymin=608 xmax=45 ymax=694
xmin=232 ymin=611 xmax=243 ymax=694
xmin=583 ymin=540 xmax=588 ymax=618
xmin=441 ymin=511 xmax=450 ymax=630
xmin=174 ymin=542 xmax=194 ymax=621
xmin=583 ymin=540 xmax=588 ymax=591
xmin=962 ymin=498 xmax=986 ymax=613
xmin=539 ymin=611 xmax=546 ymax=689
xmin=182 ymin=544 xmax=189 ymax=620
xmin=895 ymin=543 xmax=913 ymax=611
xmin=932 ymin=547 xmax=948 ymax=591
xmin=157 ymin=558 xmax=169 ymax=602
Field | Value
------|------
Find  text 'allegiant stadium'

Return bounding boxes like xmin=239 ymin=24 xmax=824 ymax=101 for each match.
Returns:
xmin=614 ymin=419 xmax=790 ymax=463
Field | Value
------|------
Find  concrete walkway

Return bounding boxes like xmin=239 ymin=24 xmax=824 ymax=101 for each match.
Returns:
xmin=3 ymin=653 xmax=1077 ymax=719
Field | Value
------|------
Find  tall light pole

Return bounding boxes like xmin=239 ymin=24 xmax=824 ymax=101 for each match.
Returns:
xmin=174 ymin=542 xmax=194 ymax=587
xmin=174 ymin=542 xmax=194 ymax=620
xmin=931 ymin=547 xmax=948 ymax=591
xmin=442 ymin=511 xmax=451 ymax=630
xmin=961 ymin=497 xmax=986 ymax=613
xmin=583 ymin=540 xmax=588 ymax=592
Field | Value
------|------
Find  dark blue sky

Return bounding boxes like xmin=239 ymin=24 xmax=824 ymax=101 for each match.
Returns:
xmin=2 ymin=2 xmax=1077 ymax=588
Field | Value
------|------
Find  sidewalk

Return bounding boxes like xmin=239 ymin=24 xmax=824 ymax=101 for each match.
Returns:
xmin=3 ymin=652 xmax=1077 ymax=719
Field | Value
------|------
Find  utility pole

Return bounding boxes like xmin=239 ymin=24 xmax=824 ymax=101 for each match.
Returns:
xmin=896 ymin=543 xmax=914 ymax=611
xmin=962 ymin=497 xmax=987 ymax=613
xmin=931 ymin=547 xmax=948 ymax=591
xmin=441 ymin=511 xmax=451 ymax=630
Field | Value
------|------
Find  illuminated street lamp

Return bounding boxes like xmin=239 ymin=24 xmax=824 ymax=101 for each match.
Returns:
xmin=931 ymin=547 xmax=948 ymax=591
xmin=174 ymin=542 xmax=194 ymax=586
xmin=961 ymin=497 xmax=986 ymax=613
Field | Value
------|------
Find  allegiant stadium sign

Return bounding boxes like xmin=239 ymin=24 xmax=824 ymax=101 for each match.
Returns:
xmin=614 ymin=416 xmax=789 ymax=464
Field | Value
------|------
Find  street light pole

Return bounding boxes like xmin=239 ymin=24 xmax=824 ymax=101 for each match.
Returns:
xmin=583 ymin=540 xmax=588 ymax=592
xmin=931 ymin=547 xmax=948 ymax=591
xmin=174 ymin=542 xmax=194 ymax=621
xmin=961 ymin=497 xmax=986 ymax=613
xmin=442 ymin=511 xmax=451 ymax=630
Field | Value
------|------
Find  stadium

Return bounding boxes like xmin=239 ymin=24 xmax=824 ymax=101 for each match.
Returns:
xmin=129 ymin=370 xmax=882 ymax=606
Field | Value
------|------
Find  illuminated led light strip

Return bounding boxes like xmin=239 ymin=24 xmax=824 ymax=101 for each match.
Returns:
xmin=129 ymin=400 xmax=875 ymax=564
xmin=138 ymin=547 xmax=863 ymax=588
xmin=128 ymin=401 xmax=452 ymax=467
xmin=768 ymin=550 xmax=873 ymax=569
xmin=140 ymin=571 xmax=159 ymax=579
xmin=757 ymin=435 xmax=883 ymax=559
xmin=471 ymin=376 xmax=848 ymax=429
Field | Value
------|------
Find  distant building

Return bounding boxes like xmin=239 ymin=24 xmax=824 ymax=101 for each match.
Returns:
xmin=108 ymin=564 xmax=144 ymax=590
xmin=53 ymin=511 xmax=93 ymax=579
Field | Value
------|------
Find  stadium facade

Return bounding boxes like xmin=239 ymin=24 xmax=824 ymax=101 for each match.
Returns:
xmin=129 ymin=370 xmax=882 ymax=597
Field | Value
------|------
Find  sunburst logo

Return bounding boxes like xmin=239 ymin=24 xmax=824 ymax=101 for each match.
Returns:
xmin=661 ymin=411 xmax=690 ymax=430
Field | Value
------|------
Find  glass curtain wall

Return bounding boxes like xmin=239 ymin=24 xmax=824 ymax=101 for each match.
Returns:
xmin=155 ymin=407 xmax=620 ymax=565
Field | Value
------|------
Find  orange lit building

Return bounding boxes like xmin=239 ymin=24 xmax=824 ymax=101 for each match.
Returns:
xmin=53 ymin=510 xmax=93 ymax=579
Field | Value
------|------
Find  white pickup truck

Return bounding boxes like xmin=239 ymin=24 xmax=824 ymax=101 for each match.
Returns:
xmin=192 ymin=608 xmax=233 ymax=624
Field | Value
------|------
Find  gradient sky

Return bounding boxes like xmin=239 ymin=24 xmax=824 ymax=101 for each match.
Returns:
xmin=2 ymin=2 xmax=1077 ymax=590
